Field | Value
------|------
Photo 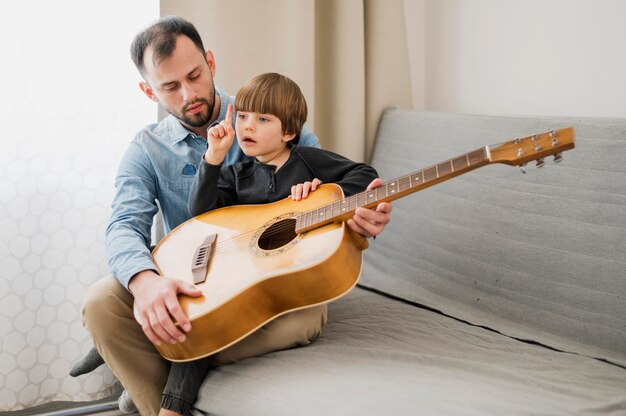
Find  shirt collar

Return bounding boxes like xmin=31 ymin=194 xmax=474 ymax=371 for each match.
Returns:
xmin=168 ymin=87 xmax=231 ymax=146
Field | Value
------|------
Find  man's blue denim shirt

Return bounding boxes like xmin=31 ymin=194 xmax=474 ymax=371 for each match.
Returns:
xmin=106 ymin=88 xmax=320 ymax=289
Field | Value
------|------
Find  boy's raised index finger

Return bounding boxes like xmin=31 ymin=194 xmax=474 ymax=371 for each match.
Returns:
xmin=225 ymin=104 xmax=234 ymax=124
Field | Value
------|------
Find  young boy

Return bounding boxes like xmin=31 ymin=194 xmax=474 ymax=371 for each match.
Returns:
xmin=189 ymin=72 xmax=378 ymax=214
xmin=160 ymin=72 xmax=379 ymax=416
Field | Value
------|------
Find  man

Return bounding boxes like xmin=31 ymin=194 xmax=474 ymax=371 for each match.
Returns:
xmin=81 ymin=16 xmax=392 ymax=415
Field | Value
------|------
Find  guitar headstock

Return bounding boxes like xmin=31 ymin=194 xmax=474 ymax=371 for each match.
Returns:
xmin=488 ymin=127 xmax=575 ymax=172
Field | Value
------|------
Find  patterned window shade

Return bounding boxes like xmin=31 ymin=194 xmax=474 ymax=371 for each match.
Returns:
xmin=0 ymin=0 xmax=157 ymax=411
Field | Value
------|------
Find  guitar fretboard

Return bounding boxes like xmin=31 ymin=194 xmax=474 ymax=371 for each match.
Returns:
xmin=295 ymin=147 xmax=489 ymax=233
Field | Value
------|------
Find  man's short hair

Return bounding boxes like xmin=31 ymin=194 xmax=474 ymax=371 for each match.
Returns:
xmin=130 ymin=15 xmax=205 ymax=76
xmin=235 ymin=73 xmax=308 ymax=144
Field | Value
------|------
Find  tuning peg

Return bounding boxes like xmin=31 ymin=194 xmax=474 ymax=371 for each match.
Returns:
xmin=519 ymin=163 xmax=527 ymax=174
xmin=536 ymin=158 xmax=545 ymax=168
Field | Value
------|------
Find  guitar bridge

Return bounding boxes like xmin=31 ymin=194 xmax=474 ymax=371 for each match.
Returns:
xmin=191 ymin=234 xmax=217 ymax=284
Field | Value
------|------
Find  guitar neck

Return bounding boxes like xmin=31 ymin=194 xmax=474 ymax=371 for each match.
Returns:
xmin=295 ymin=147 xmax=490 ymax=234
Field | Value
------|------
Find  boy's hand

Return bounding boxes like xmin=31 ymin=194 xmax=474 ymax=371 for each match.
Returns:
xmin=204 ymin=104 xmax=235 ymax=165
xmin=291 ymin=178 xmax=321 ymax=200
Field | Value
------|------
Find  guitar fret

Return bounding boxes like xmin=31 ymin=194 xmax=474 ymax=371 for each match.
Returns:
xmin=412 ymin=170 xmax=424 ymax=187
xmin=387 ymin=180 xmax=399 ymax=196
xmin=452 ymin=155 xmax=467 ymax=171
xmin=367 ymin=189 xmax=377 ymax=204
xmin=357 ymin=191 xmax=366 ymax=207
xmin=399 ymin=175 xmax=411 ymax=192
xmin=438 ymin=160 xmax=452 ymax=176
xmin=423 ymin=166 xmax=437 ymax=182
xmin=347 ymin=195 xmax=356 ymax=211
xmin=468 ymin=149 xmax=487 ymax=165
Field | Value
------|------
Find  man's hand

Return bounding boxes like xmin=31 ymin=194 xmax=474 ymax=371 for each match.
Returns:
xmin=204 ymin=104 xmax=235 ymax=165
xmin=347 ymin=178 xmax=392 ymax=238
xmin=128 ymin=270 xmax=202 ymax=346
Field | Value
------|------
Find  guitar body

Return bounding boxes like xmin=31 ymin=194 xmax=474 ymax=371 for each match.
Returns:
xmin=152 ymin=184 xmax=368 ymax=361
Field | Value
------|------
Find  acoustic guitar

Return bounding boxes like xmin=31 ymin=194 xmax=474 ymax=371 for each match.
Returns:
xmin=152 ymin=128 xmax=575 ymax=361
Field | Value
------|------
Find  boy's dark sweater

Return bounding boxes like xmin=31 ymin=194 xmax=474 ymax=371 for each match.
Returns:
xmin=189 ymin=146 xmax=379 ymax=216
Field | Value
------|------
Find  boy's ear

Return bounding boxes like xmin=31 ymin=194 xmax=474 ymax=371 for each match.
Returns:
xmin=139 ymin=81 xmax=158 ymax=102
xmin=282 ymin=132 xmax=297 ymax=143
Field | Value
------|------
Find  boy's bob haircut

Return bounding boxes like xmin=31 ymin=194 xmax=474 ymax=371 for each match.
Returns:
xmin=235 ymin=73 xmax=308 ymax=144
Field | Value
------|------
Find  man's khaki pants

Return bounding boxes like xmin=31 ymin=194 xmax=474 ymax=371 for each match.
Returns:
xmin=82 ymin=275 xmax=328 ymax=416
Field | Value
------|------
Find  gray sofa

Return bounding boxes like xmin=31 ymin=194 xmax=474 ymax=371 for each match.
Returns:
xmin=192 ymin=110 xmax=626 ymax=415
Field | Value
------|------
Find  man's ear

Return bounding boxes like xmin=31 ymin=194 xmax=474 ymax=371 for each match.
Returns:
xmin=139 ymin=81 xmax=158 ymax=102
xmin=205 ymin=50 xmax=217 ymax=77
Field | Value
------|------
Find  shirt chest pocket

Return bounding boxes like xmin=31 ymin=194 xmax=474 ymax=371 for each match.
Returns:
xmin=161 ymin=163 xmax=198 ymax=191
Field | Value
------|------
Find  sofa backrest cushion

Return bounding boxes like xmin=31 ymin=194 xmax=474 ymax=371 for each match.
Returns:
xmin=361 ymin=109 xmax=626 ymax=366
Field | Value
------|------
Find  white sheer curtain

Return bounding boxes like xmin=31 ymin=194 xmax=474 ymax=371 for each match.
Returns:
xmin=0 ymin=1 xmax=157 ymax=411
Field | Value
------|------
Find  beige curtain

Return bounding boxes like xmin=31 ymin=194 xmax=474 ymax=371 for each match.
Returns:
xmin=162 ymin=0 xmax=412 ymax=163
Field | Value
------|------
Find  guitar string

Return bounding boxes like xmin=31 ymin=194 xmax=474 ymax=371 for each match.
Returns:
xmin=188 ymin=135 xmax=567 ymax=256
xmin=199 ymin=193 xmax=370 ymax=252
xmin=194 ymin=169 xmax=412 ymax=252
xmin=192 ymin=195 xmax=363 ymax=252
xmin=197 ymin=211 xmax=353 ymax=255
xmin=207 ymin=220 xmax=316 ymax=253
xmin=191 ymin=183 xmax=394 ymax=253
xmin=192 ymin=159 xmax=475 ymax=253
xmin=206 ymin=222 xmax=301 ymax=252
xmin=192 ymin=171 xmax=420 ymax=253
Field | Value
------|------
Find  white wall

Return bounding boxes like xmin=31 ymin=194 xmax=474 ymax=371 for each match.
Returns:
xmin=405 ymin=0 xmax=626 ymax=117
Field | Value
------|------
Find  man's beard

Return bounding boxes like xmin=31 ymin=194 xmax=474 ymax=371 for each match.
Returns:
xmin=173 ymin=91 xmax=217 ymax=128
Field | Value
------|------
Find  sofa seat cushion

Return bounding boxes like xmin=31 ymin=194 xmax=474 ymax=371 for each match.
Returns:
xmin=192 ymin=287 xmax=626 ymax=415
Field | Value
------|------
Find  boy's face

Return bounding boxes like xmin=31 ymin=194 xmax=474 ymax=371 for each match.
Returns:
xmin=139 ymin=36 xmax=218 ymax=134
xmin=235 ymin=111 xmax=296 ymax=163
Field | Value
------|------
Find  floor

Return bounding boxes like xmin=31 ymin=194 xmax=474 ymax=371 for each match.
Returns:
xmin=4 ymin=396 xmax=138 ymax=416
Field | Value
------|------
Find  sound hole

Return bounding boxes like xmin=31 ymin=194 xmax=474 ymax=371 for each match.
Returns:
xmin=258 ymin=218 xmax=297 ymax=250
